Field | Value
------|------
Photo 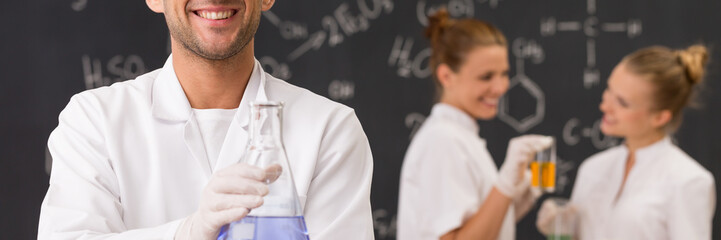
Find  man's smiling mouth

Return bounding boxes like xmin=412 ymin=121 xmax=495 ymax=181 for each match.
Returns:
xmin=194 ymin=10 xmax=237 ymax=20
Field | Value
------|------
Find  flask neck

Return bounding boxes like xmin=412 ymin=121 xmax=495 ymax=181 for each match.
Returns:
xmin=248 ymin=102 xmax=283 ymax=148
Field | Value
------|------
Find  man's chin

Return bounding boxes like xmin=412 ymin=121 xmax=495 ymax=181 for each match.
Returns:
xmin=200 ymin=52 xmax=237 ymax=60
xmin=192 ymin=46 xmax=242 ymax=60
xmin=195 ymin=38 xmax=250 ymax=60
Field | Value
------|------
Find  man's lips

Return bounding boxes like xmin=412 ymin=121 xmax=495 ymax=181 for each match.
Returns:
xmin=193 ymin=9 xmax=238 ymax=20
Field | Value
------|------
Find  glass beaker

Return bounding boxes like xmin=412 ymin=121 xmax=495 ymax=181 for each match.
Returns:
xmin=531 ymin=136 xmax=556 ymax=193
xmin=546 ymin=197 xmax=576 ymax=240
xmin=217 ymin=101 xmax=309 ymax=240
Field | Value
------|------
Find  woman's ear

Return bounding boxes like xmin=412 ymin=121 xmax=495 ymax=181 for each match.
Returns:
xmin=261 ymin=0 xmax=276 ymax=11
xmin=652 ymin=109 xmax=673 ymax=128
xmin=436 ymin=64 xmax=456 ymax=89
xmin=146 ymin=0 xmax=164 ymax=13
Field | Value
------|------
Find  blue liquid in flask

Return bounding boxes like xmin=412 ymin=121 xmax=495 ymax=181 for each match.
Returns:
xmin=217 ymin=216 xmax=310 ymax=240
xmin=218 ymin=102 xmax=309 ymax=240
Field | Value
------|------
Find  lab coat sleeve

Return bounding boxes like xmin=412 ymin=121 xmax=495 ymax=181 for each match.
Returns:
xmin=302 ymin=109 xmax=375 ymax=240
xmin=667 ymin=173 xmax=716 ymax=240
xmin=38 ymin=94 xmax=183 ymax=240
xmin=407 ymin=134 xmax=479 ymax=239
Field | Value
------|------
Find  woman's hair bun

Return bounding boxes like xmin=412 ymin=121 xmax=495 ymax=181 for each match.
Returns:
xmin=677 ymin=44 xmax=709 ymax=85
xmin=425 ymin=9 xmax=451 ymax=44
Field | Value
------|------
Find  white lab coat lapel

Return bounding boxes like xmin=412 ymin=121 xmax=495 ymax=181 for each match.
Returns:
xmin=214 ymin=60 xmax=269 ymax=171
xmin=151 ymin=56 xmax=212 ymax=179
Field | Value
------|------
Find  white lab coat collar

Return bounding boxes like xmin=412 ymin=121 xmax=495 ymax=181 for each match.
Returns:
xmin=151 ymin=56 xmax=192 ymax=122
xmin=431 ymin=103 xmax=480 ymax=134
xmin=151 ymin=55 xmax=270 ymax=176
xmin=619 ymin=136 xmax=671 ymax=164
xmin=151 ymin=55 xmax=269 ymax=125
xmin=635 ymin=136 xmax=672 ymax=162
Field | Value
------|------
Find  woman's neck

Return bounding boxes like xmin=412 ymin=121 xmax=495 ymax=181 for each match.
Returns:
xmin=625 ymin=130 xmax=666 ymax=154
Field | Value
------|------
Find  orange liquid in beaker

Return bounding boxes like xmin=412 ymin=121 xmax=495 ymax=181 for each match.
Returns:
xmin=541 ymin=162 xmax=555 ymax=189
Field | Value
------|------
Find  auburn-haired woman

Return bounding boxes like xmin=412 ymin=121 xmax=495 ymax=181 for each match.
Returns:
xmin=398 ymin=9 xmax=552 ymax=240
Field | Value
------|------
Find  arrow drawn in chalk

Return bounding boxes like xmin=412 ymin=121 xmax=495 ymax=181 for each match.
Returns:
xmin=288 ymin=31 xmax=327 ymax=61
xmin=262 ymin=11 xmax=282 ymax=27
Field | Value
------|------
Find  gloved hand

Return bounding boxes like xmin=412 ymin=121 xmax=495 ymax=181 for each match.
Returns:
xmin=495 ymin=135 xmax=553 ymax=198
xmin=513 ymin=170 xmax=543 ymax=221
xmin=175 ymin=163 xmax=283 ymax=240
xmin=536 ymin=198 xmax=577 ymax=236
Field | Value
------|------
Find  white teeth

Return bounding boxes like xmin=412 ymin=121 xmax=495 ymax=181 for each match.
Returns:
xmin=197 ymin=10 xmax=233 ymax=20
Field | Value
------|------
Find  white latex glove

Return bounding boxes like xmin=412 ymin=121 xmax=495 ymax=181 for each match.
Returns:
xmin=536 ymin=198 xmax=577 ymax=236
xmin=513 ymin=170 xmax=543 ymax=221
xmin=495 ymin=135 xmax=553 ymax=198
xmin=175 ymin=163 xmax=282 ymax=240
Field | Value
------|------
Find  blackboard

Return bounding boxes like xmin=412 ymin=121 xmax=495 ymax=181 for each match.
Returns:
xmin=1 ymin=0 xmax=720 ymax=239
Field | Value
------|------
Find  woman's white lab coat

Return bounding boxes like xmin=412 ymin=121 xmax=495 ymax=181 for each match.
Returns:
xmin=38 ymin=57 xmax=375 ymax=239
xmin=571 ymin=137 xmax=715 ymax=240
xmin=397 ymin=103 xmax=515 ymax=240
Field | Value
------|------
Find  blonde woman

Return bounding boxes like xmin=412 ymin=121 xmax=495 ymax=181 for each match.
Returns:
xmin=537 ymin=45 xmax=716 ymax=240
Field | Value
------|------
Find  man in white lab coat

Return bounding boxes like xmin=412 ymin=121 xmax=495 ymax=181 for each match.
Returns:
xmin=38 ymin=0 xmax=374 ymax=239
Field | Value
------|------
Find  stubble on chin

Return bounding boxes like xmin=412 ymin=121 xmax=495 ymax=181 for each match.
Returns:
xmin=166 ymin=9 xmax=260 ymax=61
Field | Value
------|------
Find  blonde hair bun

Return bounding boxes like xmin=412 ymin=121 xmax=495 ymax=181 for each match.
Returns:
xmin=677 ymin=44 xmax=709 ymax=85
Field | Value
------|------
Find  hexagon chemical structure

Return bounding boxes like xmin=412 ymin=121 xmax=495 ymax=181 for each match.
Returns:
xmin=498 ymin=71 xmax=545 ymax=133
xmin=498 ymin=39 xmax=546 ymax=133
